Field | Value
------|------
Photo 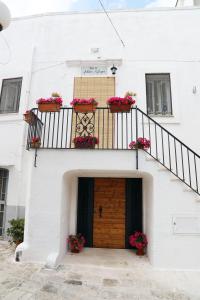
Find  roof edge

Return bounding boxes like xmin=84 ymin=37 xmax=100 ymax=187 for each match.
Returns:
xmin=11 ymin=6 xmax=200 ymax=21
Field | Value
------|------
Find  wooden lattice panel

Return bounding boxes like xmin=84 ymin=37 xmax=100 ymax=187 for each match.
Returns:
xmin=73 ymin=77 xmax=115 ymax=106
xmin=73 ymin=77 xmax=115 ymax=148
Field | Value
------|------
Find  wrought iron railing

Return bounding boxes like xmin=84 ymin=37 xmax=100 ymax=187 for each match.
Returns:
xmin=27 ymin=107 xmax=200 ymax=195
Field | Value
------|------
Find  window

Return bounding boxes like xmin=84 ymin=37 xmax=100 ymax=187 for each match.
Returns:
xmin=146 ymin=74 xmax=172 ymax=116
xmin=0 ymin=77 xmax=22 ymax=113
xmin=0 ymin=169 xmax=9 ymax=236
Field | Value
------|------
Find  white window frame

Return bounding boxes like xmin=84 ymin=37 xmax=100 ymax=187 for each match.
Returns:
xmin=146 ymin=73 xmax=173 ymax=116
xmin=0 ymin=77 xmax=22 ymax=114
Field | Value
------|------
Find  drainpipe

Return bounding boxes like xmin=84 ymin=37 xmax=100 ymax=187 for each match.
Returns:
xmin=16 ymin=46 xmax=36 ymax=219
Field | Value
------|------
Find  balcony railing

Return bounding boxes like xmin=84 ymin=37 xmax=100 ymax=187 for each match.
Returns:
xmin=27 ymin=107 xmax=139 ymax=150
xmin=27 ymin=107 xmax=200 ymax=195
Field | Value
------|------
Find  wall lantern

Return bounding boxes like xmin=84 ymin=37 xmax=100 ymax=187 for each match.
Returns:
xmin=0 ymin=0 xmax=11 ymax=31
xmin=110 ymin=65 xmax=118 ymax=75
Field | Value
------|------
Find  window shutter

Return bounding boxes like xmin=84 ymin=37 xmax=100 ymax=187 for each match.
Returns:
xmin=147 ymin=81 xmax=154 ymax=114
xmin=0 ymin=78 xmax=22 ymax=113
xmin=146 ymin=74 xmax=172 ymax=116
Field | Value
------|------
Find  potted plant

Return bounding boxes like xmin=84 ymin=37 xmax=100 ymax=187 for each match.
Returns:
xmin=7 ymin=218 xmax=24 ymax=246
xmin=23 ymin=110 xmax=37 ymax=125
xmin=30 ymin=137 xmax=41 ymax=148
xmin=124 ymin=91 xmax=137 ymax=98
xmin=73 ymin=136 xmax=99 ymax=149
xmin=37 ymin=92 xmax=63 ymax=112
xmin=107 ymin=94 xmax=136 ymax=113
xmin=70 ymin=98 xmax=98 ymax=113
xmin=129 ymin=137 xmax=151 ymax=150
xmin=68 ymin=234 xmax=85 ymax=253
xmin=129 ymin=231 xmax=148 ymax=256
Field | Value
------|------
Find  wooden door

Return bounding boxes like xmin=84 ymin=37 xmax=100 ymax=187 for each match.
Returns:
xmin=93 ymin=178 xmax=125 ymax=249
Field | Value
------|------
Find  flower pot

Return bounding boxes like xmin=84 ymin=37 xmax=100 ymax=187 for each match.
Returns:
xmin=15 ymin=240 xmax=22 ymax=246
xmin=74 ymin=104 xmax=97 ymax=113
xmin=30 ymin=141 xmax=41 ymax=149
xmin=133 ymin=145 xmax=144 ymax=150
xmin=74 ymin=142 xmax=95 ymax=149
xmin=38 ymin=103 xmax=61 ymax=112
xmin=136 ymin=248 xmax=145 ymax=256
xmin=23 ymin=112 xmax=37 ymax=125
xmin=71 ymin=248 xmax=80 ymax=253
xmin=109 ymin=103 xmax=132 ymax=113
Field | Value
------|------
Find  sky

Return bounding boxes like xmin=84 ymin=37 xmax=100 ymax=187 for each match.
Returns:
xmin=3 ymin=0 xmax=177 ymax=17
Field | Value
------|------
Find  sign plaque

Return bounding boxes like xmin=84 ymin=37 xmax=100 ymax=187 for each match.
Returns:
xmin=81 ymin=66 xmax=107 ymax=76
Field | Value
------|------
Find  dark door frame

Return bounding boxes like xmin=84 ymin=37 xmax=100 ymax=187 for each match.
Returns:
xmin=77 ymin=177 xmax=143 ymax=249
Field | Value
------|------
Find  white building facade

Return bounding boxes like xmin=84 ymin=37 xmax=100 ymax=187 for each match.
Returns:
xmin=0 ymin=4 xmax=200 ymax=269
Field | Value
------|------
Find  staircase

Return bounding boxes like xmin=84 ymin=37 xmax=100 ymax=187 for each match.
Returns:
xmin=136 ymin=108 xmax=200 ymax=196
xmin=27 ymin=107 xmax=200 ymax=196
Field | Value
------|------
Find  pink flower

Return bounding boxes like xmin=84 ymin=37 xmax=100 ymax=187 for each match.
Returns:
xmin=68 ymin=234 xmax=86 ymax=251
xmin=31 ymin=137 xmax=40 ymax=143
xmin=74 ymin=136 xmax=99 ymax=145
xmin=70 ymin=98 xmax=98 ymax=106
xmin=129 ymin=231 xmax=148 ymax=250
xmin=129 ymin=137 xmax=151 ymax=150
xmin=129 ymin=141 xmax=136 ymax=149
xmin=107 ymin=96 xmax=136 ymax=105
xmin=37 ymin=97 xmax=63 ymax=105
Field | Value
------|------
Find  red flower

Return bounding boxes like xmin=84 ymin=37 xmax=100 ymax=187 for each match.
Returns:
xmin=107 ymin=96 xmax=136 ymax=106
xmin=37 ymin=97 xmax=63 ymax=105
xmin=129 ymin=137 xmax=151 ymax=150
xmin=129 ymin=231 xmax=148 ymax=250
xmin=68 ymin=234 xmax=85 ymax=251
xmin=70 ymin=98 xmax=98 ymax=106
xmin=31 ymin=137 xmax=40 ymax=143
xmin=73 ymin=136 xmax=99 ymax=145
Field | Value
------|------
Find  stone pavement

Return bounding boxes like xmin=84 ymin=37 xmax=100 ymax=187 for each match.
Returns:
xmin=0 ymin=241 xmax=200 ymax=300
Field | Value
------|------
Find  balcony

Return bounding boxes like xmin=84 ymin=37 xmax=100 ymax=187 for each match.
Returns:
xmin=26 ymin=106 xmax=200 ymax=195
xmin=27 ymin=107 xmax=139 ymax=150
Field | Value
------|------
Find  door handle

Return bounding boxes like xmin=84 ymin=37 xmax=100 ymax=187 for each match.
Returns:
xmin=99 ymin=206 xmax=103 ymax=218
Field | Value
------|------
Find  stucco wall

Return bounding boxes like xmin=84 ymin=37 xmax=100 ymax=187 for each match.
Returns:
xmin=0 ymin=8 xmax=199 ymax=211
xmin=17 ymin=149 xmax=200 ymax=269
xmin=1 ymin=7 xmax=200 ymax=146
xmin=0 ymin=8 xmax=200 ymax=268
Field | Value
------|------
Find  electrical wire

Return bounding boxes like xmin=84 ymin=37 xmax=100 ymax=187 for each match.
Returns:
xmin=32 ymin=62 xmax=65 ymax=73
xmin=0 ymin=34 xmax=12 ymax=65
xmin=98 ymin=0 xmax=125 ymax=47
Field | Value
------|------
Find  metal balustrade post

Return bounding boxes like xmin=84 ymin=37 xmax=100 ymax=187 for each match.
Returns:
xmin=135 ymin=106 xmax=139 ymax=169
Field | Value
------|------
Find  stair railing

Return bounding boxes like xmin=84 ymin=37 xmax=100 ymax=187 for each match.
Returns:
xmin=137 ymin=107 xmax=200 ymax=195
xmin=26 ymin=107 xmax=200 ymax=195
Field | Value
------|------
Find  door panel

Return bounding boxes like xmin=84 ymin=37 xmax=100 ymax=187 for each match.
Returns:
xmin=125 ymin=179 xmax=143 ymax=248
xmin=77 ymin=178 xmax=94 ymax=247
xmin=93 ymin=178 xmax=125 ymax=249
